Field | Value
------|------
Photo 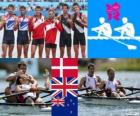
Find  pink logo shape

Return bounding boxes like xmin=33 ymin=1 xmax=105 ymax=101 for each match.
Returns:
xmin=106 ymin=2 xmax=120 ymax=20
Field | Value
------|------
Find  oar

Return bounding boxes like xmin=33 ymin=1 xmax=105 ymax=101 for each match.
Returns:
xmin=45 ymin=100 xmax=52 ymax=104
xmin=30 ymin=87 xmax=51 ymax=93
xmin=101 ymin=34 xmax=137 ymax=50
xmin=41 ymin=94 xmax=51 ymax=98
xmin=123 ymin=87 xmax=140 ymax=91
xmin=0 ymin=92 xmax=5 ymax=95
xmin=0 ymin=91 xmax=29 ymax=100
xmin=78 ymin=87 xmax=90 ymax=91
xmin=126 ymin=91 xmax=140 ymax=96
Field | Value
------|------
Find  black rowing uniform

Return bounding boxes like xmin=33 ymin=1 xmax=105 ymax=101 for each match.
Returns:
xmin=72 ymin=12 xmax=86 ymax=46
xmin=59 ymin=14 xmax=71 ymax=47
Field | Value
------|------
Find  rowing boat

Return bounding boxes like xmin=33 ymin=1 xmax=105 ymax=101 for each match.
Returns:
xmin=79 ymin=95 xmax=140 ymax=106
xmin=0 ymin=102 xmax=51 ymax=114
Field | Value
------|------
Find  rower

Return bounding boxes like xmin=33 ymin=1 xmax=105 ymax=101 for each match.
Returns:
xmin=5 ymin=61 xmax=37 ymax=103
xmin=105 ymin=67 xmax=125 ymax=97
xmin=78 ymin=63 xmax=103 ymax=96
xmin=16 ymin=74 xmax=43 ymax=104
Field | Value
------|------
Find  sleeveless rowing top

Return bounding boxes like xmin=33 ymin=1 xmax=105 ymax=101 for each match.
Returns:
xmin=2 ymin=14 xmax=16 ymax=30
xmin=60 ymin=14 xmax=71 ymax=34
xmin=20 ymin=84 xmax=36 ymax=99
xmin=73 ymin=12 xmax=84 ymax=33
xmin=18 ymin=16 xmax=30 ymax=31
xmin=105 ymin=80 xmax=118 ymax=92
xmin=85 ymin=74 xmax=97 ymax=90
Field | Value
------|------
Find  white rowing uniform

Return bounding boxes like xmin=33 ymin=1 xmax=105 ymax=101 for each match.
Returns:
xmin=7 ymin=72 xmax=33 ymax=92
xmin=85 ymin=74 xmax=98 ymax=90
xmin=19 ymin=84 xmax=36 ymax=99
xmin=105 ymin=80 xmax=118 ymax=92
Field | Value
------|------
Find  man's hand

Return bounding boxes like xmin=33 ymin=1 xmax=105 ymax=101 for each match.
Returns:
xmin=16 ymin=70 xmax=24 ymax=76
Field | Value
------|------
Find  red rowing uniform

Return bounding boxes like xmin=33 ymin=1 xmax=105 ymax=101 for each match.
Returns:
xmin=29 ymin=15 xmax=45 ymax=39
xmin=44 ymin=19 xmax=62 ymax=44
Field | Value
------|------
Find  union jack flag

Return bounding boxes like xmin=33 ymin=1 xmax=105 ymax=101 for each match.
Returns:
xmin=52 ymin=97 xmax=65 ymax=107
xmin=52 ymin=76 xmax=78 ymax=98
xmin=51 ymin=58 xmax=78 ymax=116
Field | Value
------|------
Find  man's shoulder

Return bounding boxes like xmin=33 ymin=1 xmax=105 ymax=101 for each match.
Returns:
xmin=8 ymin=72 xmax=17 ymax=77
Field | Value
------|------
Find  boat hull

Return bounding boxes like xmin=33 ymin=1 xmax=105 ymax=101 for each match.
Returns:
xmin=0 ymin=103 xmax=51 ymax=114
xmin=79 ymin=96 xmax=140 ymax=106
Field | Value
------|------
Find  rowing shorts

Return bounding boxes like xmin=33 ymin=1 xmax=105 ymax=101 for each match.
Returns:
xmin=59 ymin=33 xmax=71 ymax=47
xmin=32 ymin=39 xmax=44 ymax=45
xmin=17 ymin=31 xmax=29 ymax=45
xmin=45 ymin=43 xmax=57 ymax=48
xmin=2 ymin=30 xmax=14 ymax=44
xmin=73 ymin=32 xmax=86 ymax=45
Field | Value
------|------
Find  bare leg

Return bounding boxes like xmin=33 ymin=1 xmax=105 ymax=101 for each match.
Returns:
xmin=31 ymin=45 xmax=37 ymax=58
xmin=8 ymin=44 xmax=14 ymax=58
xmin=111 ymin=92 xmax=120 ymax=97
xmin=52 ymin=48 xmax=56 ymax=58
xmin=67 ymin=47 xmax=71 ymax=58
xmin=60 ymin=47 xmax=64 ymax=58
xmin=2 ymin=44 xmax=8 ymax=58
xmin=17 ymin=45 xmax=22 ymax=58
xmin=23 ymin=44 xmax=29 ymax=58
xmin=74 ymin=45 xmax=79 ymax=58
xmin=81 ymin=45 xmax=86 ymax=58
xmin=38 ymin=44 xmax=44 ymax=58
xmin=46 ymin=48 xmax=50 ymax=58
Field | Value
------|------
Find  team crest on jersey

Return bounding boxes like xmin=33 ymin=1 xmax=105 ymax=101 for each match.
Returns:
xmin=19 ymin=21 xmax=28 ymax=30
xmin=6 ymin=20 xmax=15 ymax=30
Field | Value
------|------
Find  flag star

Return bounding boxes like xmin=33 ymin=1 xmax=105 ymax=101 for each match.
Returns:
xmin=67 ymin=104 xmax=70 ymax=107
xmin=73 ymin=103 xmax=75 ymax=106
xmin=70 ymin=99 xmax=73 ymax=102
xmin=70 ymin=111 xmax=73 ymax=114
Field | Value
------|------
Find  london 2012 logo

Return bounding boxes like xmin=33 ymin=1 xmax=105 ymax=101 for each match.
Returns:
xmin=89 ymin=2 xmax=140 ymax=50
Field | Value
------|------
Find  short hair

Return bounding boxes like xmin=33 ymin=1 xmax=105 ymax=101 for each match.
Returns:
xmin=88 ymin=63 xmax=95 ymax=69
xmin=48 ymin=8 xmax=55 ymax=14
xmin=107 ymin=67 xmax=115 ymax=74
xmin=35 ymin=6 xmax=42 ymax=10
xmin=19 ymin=6 xmax=26 ymax=10
xmin=17 ymin=61 xmax=27 ymax=68
xmin=8 ymin=4 xmax=15 ymax=9
xmin=72 ymin=3 xmax=80 ymax=7
xmin=62 ymin=3 xmax=69 ymax=9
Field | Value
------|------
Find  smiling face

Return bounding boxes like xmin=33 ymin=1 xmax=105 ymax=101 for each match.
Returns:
xmin=62 ymin=5 xmax=68 ymax=14
xmin=73 ymin=5 xmax=80 ymax=14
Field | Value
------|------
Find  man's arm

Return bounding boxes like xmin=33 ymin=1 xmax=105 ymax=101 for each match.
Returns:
xmin=28 ymin=75 xmax=38 ymax=86
xmin=6 ymin=70 xmax=23 ymax=82
xmin=78 ymin=77 xmax=86 ymax=89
